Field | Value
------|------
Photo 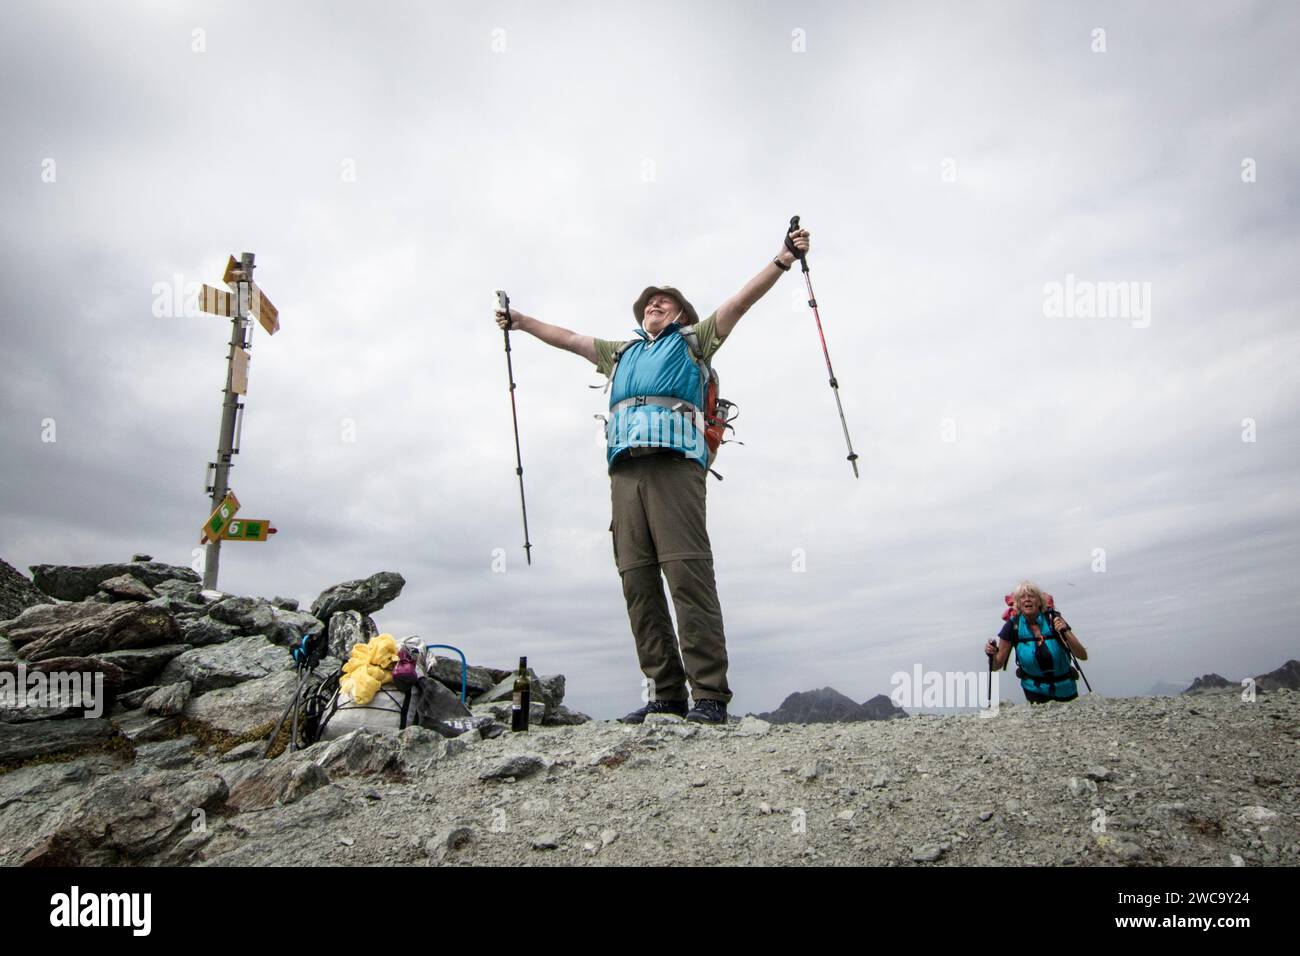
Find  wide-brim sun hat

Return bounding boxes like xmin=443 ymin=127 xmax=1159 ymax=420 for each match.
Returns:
xmin=633 ymin=285 xmax=699 ymax=327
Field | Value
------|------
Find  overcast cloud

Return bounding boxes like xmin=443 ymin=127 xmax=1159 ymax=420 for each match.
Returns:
xmin=2 ymin=0 xmax=1297 ymax=718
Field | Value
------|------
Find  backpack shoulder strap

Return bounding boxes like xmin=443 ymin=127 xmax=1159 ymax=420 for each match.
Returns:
xmin=679 ymin=327 xmax=706 ymax=366
xmin=591 ymin=338 xmax=642 ymax=393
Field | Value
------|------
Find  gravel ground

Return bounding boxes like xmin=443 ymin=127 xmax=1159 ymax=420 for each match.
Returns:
xmin=2 ymin=689 xmax=1296 ymax=867
xmin=186 ymin=689 xmax=1300 ymax=867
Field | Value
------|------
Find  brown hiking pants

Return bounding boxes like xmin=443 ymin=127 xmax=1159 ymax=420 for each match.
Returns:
xmin=609 ymin=451 xmax=731 ymax=703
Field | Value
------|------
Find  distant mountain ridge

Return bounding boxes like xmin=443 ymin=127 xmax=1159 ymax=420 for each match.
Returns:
xmin=1181 ymin=661 xmax=1299 ymax=695
xmin=755 ymin=686 xmax=907 ymax=724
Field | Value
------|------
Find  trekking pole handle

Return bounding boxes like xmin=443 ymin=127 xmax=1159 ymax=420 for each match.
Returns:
xmin=495 ymin=289 xmax=512 ymax=328
xmin=786 ymin=215 xmax=809 ymax=273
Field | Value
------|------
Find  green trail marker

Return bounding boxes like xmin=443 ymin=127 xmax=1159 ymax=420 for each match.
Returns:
xmin=221 ymin=518 xmax=276 ymax=542
xmin=201 ymin=491 xmax=240 ymax=544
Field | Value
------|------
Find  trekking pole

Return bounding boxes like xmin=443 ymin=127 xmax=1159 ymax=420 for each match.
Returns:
xmin=787 ymin=215 xmax=859 ymax=478
xmin=496 ymin=290 xmax=533 ymax=565
xmin=986 ymin=650 xmax=994 ymax=708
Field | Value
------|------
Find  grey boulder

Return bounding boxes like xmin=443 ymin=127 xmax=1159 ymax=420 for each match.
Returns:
xmin=310 ymin=571 xmax=405 ymax=622
xmin=29 ymin=562 xmax=200 ymax=602
xmin=158 ymin=634 xmax=291 ymax=693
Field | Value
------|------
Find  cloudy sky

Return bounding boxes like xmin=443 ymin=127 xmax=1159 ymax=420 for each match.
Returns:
xmin=2 ymin=1 xmax=1297 ymax=718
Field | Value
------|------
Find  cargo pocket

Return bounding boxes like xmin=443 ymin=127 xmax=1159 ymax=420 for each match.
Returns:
xmin=609 ymin=518 xmax=618 ymax=565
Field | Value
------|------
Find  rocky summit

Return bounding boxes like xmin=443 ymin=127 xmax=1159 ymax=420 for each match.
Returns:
xmin=0 ymin=557 xmax=1297 ymax=867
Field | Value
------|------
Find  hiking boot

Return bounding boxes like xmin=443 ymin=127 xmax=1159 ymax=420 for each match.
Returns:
xmin=685 ymin=698 xmax=727 ymax=725
xmin=619 ymin=698 xmax=689 ymax=724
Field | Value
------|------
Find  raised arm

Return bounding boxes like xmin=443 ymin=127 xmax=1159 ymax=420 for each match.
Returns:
xmin=714 ymin=225 xmax=811 ymax=338
xmin=496 ymin=309 xmax=599 ymax=366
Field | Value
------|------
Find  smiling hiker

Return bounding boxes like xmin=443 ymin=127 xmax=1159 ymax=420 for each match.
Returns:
xmin=494 ymin=223 xmax=812 ymax=724
xmin=985 ymin=581 xmax=1089 ymax=703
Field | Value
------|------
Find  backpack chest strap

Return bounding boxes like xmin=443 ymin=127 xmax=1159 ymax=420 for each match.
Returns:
xmin=611 ymin=395 xmax=703 ymax=427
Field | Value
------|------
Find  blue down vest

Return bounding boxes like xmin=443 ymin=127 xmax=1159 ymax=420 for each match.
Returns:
xmin=606 ymin=323 xmax=708 ymax=471
xmin=1009 ymin=613 xmax=1078 ymax=699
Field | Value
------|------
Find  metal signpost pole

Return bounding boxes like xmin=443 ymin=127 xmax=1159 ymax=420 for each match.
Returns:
xmin=202 ymin=253 xmax=254 ymax=590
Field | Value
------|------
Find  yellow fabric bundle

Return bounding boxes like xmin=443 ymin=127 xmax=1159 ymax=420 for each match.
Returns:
xmin=339 ymin=633 xmax=400 ymax=705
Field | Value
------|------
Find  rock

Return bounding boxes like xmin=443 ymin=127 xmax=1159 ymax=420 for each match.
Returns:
xmin=397 ymin=725 xmax=444 ymax=771
xmin=1230 ymin=853 xmax=1245 ymax=867
xmin=476 ymin=668 xmax=559 ymax=717
xmin=144 ymin=596 xmax=203 ymax=615
xmin=113 ymin=711 xmax=180 ymax=742
xmin=734 ymin=716 xmax=771 ymax=737
xmin=326 ymin=610 xmax=378 ymax=660
xmin=426 ymin=825 xmax=476 ymax=859
xmin=143 ymin=681 xmax=191 ymax=716
xmin=480 ymin=754 xmax=549 ymax=781
xmin=98 ymin=574 xmax=157 ymax=602
xmin=220 ymin=740 xmax=266 ymax=762
xmin=206 ymin=596 xmax=276 ymax=634
xmin=476 ymin=699 xmax=545 ymax=727
xmin=532 ymin=831 xmax=561 ymax=850
xmin=1239 ymin=806 xmax=1278 ymax=824
xmin=177 ymin=616 xmax=241 ymax=647
xmin=0 ymin=637 xmax=14 ymax=662
xmin=1086 ymin=767 xmax=1116 ymax=783
xmin=543 ymin=704 xmax=591 ymax=726
xmin=270 ymin=596 xmax=299 ymax=611
xmin=300 ymin=729 xmax=401 ymax=775
xmin=0 ymin=656 xmax=129 ymax=706
xmin=310 ymin=572 xmax=405 ymax=622
xmin=1068 ymin=776 xmax=1098 ymax=797
xmin=20 ymin=603 xmax=182 ymax=663
xmin=643 ymin=712 xmax=686 ymax=726
xmin=228 ymin=759 xmax=330 ymax=812
xmin=182 ymin=669 xmax=301 ymax=739
xmin=159 ymin=635 xmax=291 ymax=693
xmin=0 ymin=717 xmax=116 ymax=762
xmin=426 ymin=657 xmax=500 ymax=697
xmin=979 ymin=810 xmax=995 ymax=822
xmin=537 ymin=673 xmax=566 ymax=708
xmin=837 ymin=810 xmax=856 ymax=821
xmin=154 ymin=580 xmax=204 ymax=604
xmin=911 ymin=845 xmax=945 ymax=863
xmin=0 ymin=559 xmax=51 ymax=622
xmin=268 ymin=608 xmax=325 ymax=648
xmin=17 ymin=769 xmax=226 ymax=865
xmin=0 ymin=602 xmax=108 ymax=648
xmin=90 ymin=644 xmax=190 ymax=691
xmin=800 ymin=759 xmax=827 ymax=782
xmin=134 ymin=736 xmax=198 ymax=769
xmin=29 ymin=562 xmax=200 ymax=603
xmin=600 ymin=828 xmax=619 ymax=847
xmin=116 ymin=685 xmax=159 ymax=709
xmin=130 ymin=554 xmax=153 ymax=562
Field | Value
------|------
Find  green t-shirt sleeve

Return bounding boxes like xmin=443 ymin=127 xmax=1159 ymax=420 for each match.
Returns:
xmin=593 ymin=338 xmax=623 ymax=378
xmin=692 ymin=311 xmax=726 ymax=362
